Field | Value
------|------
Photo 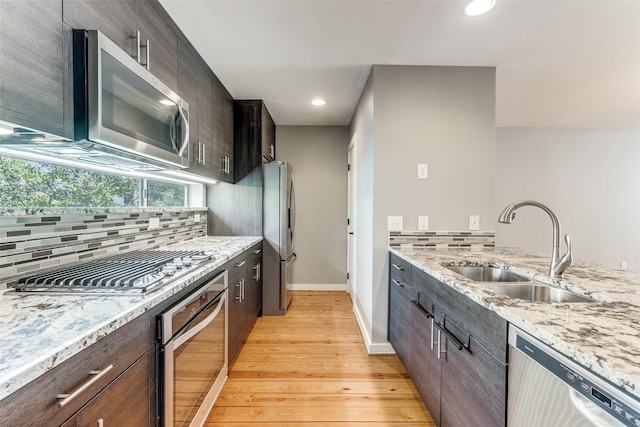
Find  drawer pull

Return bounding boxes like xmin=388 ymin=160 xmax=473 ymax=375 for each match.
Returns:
xmin=56 ymin=365 xmax=114 ymax=408
xmin=435 ymin=316 xmax=470 ymax=351
xmin=411 ymin=300 xmax=434 ymax=319
xmin=392 ymin=263 xmax=404 ymax=271
xmin=252 ymin=249 xmax=262 ymax=255
xmin=391 ymin=279 xmax=403 ymax=288
xmin=235 ymin=261 xmax=246 ymax=268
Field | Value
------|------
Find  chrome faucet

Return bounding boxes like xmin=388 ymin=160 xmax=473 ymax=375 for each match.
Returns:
xmin=498 ymin=200 xmax=573 ymax=278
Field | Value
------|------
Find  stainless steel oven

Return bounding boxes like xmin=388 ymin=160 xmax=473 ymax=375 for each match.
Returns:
xmin=159 ymin=271 xmax=228 ymax=427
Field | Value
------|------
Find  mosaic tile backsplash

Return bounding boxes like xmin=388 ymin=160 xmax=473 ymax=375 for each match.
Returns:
xmin=0 ymin=208 xmax=207 ymax=288
xmin=389 ymin=230 xmax=495 ymax=249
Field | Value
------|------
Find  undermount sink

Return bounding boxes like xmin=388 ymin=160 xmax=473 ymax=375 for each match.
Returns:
xmin=445 ymin=265 xmax=530 ymax=282
xmin=443 ymin=264 xmax=595 ymax=303
xmin=484 ymin=282 xmax=595 ymax=303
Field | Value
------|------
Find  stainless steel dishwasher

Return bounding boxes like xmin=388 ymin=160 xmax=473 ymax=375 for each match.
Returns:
xmin=508 ymin=325 xmax=640 ymax=427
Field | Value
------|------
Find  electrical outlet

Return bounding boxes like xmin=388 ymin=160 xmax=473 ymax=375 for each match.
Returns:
xmin=417 ymin=164 xmax=428 ymax=180
xmin=620 ymin=261 xmax=628 ymax=270
xmin=194 ymin=213 xmax=201 ymax=223
xmin=469 ymin=215 xmax=480 ymax=231
xmin=149 ymin=217 xmax=160 ymax=229
xmin=387 ymin=216 xmax=403 ymax=232
xmin=418 ymin=215 xmax=429 ymax=231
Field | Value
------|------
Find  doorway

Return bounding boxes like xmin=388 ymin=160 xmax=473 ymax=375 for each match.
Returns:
xmin=347 ymin=134 xmax=357 ymax=301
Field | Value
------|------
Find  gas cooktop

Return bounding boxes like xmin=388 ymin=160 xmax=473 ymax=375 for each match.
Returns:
xmin=15 ymin=250 xmax=215 ymax=294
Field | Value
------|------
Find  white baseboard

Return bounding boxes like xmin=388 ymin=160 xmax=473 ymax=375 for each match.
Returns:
xmin=289 ymin=283 xmax=347 ymax=291
xmin=352 ymin=300 xmax=395 ymax=355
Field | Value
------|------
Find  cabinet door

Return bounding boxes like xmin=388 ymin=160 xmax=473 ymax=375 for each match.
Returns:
xmin=136 ymin=0 xmax=178 ymax=92
xmin=196 ymin=66 xmax=213 ymax=176
xmin=388 ymin=275 xmax=411 ymax=369
xmin=261 ymin=103 xmax=276 ymax=162
xmin=440 ymin=333 xmax=506 ymax=427
xmin=177 ymin=40 xmax=199 ymax=170
xmin=248 ymin=245 xmax=263 ymax=319
xmin=221 ymin=86 xmax=235 ymax=183
xmin=0 ymin=0 xmax=66 ymax=137
xmin=409 ymin=298 xmax=441 ymax=426
xmin=227 ymin=255 xmax=247 ymax=366
xmin=63 ymin=0 xmax=137 ymax=56
xmin=76 ymin=354 xmax=150 ymax=427
xmin=210 ymin=79 xmax=229 ymax=182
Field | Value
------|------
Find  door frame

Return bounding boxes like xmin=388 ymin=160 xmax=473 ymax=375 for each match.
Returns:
xmin=347 ymin=133 xmax=357 ymax=301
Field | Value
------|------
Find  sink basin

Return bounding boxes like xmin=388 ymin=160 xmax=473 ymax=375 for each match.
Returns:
xmin=485 ymin=283 xmax=595 ymax=303
xmin=443 ymin=264 xmax=595 ymax=303
xmin=444 ymin=265 xmax=530 ymax=282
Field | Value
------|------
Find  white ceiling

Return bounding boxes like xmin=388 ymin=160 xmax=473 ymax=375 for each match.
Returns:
xmin=159 ymin=0 xmax=640 ymax=128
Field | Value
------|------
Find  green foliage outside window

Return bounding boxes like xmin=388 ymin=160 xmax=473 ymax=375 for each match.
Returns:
xmin=0 ymin=157 xmax=188 ymax=208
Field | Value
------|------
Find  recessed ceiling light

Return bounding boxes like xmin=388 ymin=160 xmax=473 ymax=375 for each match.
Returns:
xmin=0 ymin=123 xmax=14 ymax=135
xmin=159 ymin=99 xmax=176 ymax=106
xmin=311 ymin=99 xmax=326 ymax=106
xmin=465 ymin=0 xmax=495 ymax=16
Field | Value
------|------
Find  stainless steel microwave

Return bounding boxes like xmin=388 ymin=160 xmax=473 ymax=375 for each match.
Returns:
xmin=73 ymin=29 xmax=189 ymax=169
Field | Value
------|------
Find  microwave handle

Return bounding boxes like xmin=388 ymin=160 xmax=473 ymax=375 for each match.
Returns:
xmin=171 ymin=105 xmax=190 ymax=157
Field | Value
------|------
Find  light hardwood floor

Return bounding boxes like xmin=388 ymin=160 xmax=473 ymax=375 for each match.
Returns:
xmin=205 ymin=291 xmax=434 ymax=426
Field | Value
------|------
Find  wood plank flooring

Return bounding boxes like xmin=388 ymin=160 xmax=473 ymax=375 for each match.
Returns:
xmin=205 ymin=291 xmax=434 ymax=426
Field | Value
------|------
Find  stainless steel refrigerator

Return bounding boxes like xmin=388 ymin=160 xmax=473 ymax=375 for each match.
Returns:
xmin=262 ymin=161 xmax=296 ymax=315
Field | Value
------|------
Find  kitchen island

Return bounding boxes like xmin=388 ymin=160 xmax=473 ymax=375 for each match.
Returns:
xmin=390 ymin=246 xmax=640 ymax=401
xmin=0 ymin=235 xmax=261 ymax=402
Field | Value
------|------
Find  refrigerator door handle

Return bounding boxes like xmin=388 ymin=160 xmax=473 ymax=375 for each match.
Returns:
xmin=289 ymin=173 xmax=297 ymax=246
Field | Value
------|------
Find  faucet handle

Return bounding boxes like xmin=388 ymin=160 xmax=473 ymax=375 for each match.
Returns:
xmin=555 ymin=234 xmax=573 ymax=278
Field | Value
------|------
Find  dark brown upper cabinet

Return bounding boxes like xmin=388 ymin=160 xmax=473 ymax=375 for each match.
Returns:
xmin=0 ymin=0 xmax=68 ymax=138
xmin=234 ymin=100 xmax=275 ymax=183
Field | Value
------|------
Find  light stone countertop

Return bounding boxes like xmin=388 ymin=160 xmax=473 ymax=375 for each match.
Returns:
xmin=0 ymin=236 xmax=261 ymax=402
xmin=390 ymin=246 xmax=640 ymax=401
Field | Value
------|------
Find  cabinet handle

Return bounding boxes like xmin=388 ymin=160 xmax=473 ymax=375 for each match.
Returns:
xmin=235 ymin=261 xmax=246 ymax=268
xmin=430 ymin=318 xmax=436 ymax=351
xmin=241 ymin=278 xmax=245 ymax=301
xmin=437 ymin=329 xmax=445 ymax=359
xmin=254 ymin=263 xmax=261 ymax=281
xmin=202 ymin=143 xmax=206 ymax=165
xmin=235 ymin=282 xmax=242 ymax=302
xmin=56 ymin=365 xmax=114 ymax=407
xmin=439 ymin=315 xmax=470 ymax=351
xmin=144 ymin=38 xmax=150 ymax=71
xmin=97 ymin=419 xmax=104 ymax=427
xmin=134 ymin=30 xmax=141 ymax=64
xmin=252 ymin=249 xmax=262 ymax=255
xmin=391 ymin=279 xmax=403 ymax=288
xmin=392 ymin=263 xmax=404 ymax=271
xmin=411 ymin=300 xmax=434 ymax=318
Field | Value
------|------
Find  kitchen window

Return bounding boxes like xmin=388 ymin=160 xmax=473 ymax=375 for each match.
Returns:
xmin=0 ymin=157 xmax=188 ymax=208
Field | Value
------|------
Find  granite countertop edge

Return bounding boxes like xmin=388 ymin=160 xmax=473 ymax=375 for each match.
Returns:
xmin=389 ymin=246 xmax=640 ymax=401
xmin=0 ymin=235 xmax=262 ymax=402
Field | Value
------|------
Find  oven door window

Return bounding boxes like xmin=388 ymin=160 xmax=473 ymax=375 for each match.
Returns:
xmin=170 ymin=296 xmax=225 ymax=426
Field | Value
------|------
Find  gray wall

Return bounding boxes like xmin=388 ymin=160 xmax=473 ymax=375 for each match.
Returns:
xmin=276 ymin=125 xmax=350 ymax=285
xmin=496 ymin=127 xmax=640 ymax=271
xmin=350 ymin=65 xmax=497 ymax=348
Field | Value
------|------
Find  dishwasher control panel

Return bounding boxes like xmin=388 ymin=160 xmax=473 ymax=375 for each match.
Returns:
xmin=510 ymin=327 xmax=640 ymax=427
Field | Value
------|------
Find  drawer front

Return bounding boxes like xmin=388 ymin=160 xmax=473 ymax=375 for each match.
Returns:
xmin=413 ymin=268 xmax=507 ymax=361
xmin=390 ymin=253 xmax=412 ymax=289
xmin=0 ymin=313 xmax=149 ymax=427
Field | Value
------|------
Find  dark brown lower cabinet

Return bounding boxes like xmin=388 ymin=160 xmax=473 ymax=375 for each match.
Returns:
xmin=440 ymin=336 xmax=506 ymax=427
xmin=409 ymin=299 xmax=441 ymax=426
xmin=61 ymin=353 xmax=150 ymax=427
xmin=228 ymin=242 xmax=263 ymax=366
xmin=388 ymin=251 xmax=508 ymax=427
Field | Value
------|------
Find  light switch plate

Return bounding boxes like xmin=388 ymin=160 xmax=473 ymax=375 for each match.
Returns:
xmin=149 ymin=217 xmax=160 ymax=229
xmin=194 ymin=213 xmax=201 ymax=223
xmin=469 ymin=215 xmax=480 ymax=231
xmin=417 ymin=164 xmax=428 ymax=180
xmin=387 ymin=216 xmax=403 ymax=232
xmin=418 ymin=215 xmax=429 ymax=231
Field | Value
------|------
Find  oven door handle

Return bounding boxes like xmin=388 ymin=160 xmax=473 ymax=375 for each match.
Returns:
xmin=173 ymin=292 xmax=226 ymax=349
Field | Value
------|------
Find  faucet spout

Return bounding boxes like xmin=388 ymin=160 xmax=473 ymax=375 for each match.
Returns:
xmin=498 ymin=200 xmax=572 ymax=278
